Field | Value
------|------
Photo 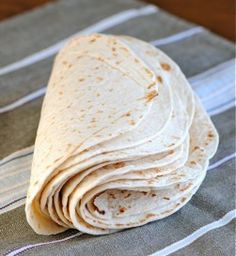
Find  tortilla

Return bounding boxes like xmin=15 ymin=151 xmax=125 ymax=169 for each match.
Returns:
xmin=25 ymin=34 xmax=218 ymax=235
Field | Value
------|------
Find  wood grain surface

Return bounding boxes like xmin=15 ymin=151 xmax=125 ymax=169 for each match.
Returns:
xmin=0 ymin=0 xmax=235 ymax=42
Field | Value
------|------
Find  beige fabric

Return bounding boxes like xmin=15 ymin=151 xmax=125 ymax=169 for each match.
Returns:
xmin=25 ymin=34 xmax=218 ymax=235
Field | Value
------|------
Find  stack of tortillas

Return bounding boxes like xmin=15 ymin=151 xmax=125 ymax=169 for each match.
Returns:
xmin=25 ymin=34 xmax=219 ymax=235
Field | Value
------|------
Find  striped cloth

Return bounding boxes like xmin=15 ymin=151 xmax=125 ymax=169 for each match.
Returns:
xmin=0 ymin=0 xmax=235 ymax=255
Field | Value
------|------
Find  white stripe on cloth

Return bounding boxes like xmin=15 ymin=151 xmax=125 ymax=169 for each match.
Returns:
xmin=151 ymin=26 xmax=204 ymax=46
xmin=190 ymin=59 xmax=236 ymax=116
xmin=0 ymin=58 xmax=234 ymax=115
xmin=208 ymin=152 xmax=236 ymax=171
xmin=0 ymin=88 xmax=46 ymax=114
xmin=149 ymin=209 xmax=236 ymax=256
xmin=5 ymin=210 xmax=236 ymax=256
xmin=0 ymin=5 xmax=157 ymax=76
xmin=5 ymin=232 xmax=83 ymax=256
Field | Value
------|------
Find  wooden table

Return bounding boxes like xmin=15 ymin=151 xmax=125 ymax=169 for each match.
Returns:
xmin=0 ymin=0 xmax=235 ymax=42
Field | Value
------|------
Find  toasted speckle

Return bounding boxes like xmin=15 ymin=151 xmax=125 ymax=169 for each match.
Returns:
xmin=161 ymin=63 xmax=171 ymax=71
xmin=145 ymin=90 xmax=158 ymax=102
xmin=146 ymin=213 xmax=155 ymax=218
xmin=157 ymin=76 xmax=163 ymax=83
xmin=148 ymin=82 xmax=156 ymax=89
xmin=119 ymin=207 xmax=126 ymax=213
xmin=89 ymin=38 xmax=96 ymax=43
xmin=113 ymin=162 xmax=125 ymax=169
xmin=144 ymin=67 xmax=152 ymax=76
xmin=208 ymin=131 xmax=214 ymax=138
xmin=96 ymin=77 xmax=103 ymax=82
xmin=163 ymin=197 xmax=170 ymax=200
xmin=124 ymin=193 xmax=131 ymax=198
xmin=33 ymin=181 xmax=39 ymax=186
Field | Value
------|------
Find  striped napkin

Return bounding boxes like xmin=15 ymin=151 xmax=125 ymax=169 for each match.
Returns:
xmin=0 ymin=0 xmax=235 ymax=255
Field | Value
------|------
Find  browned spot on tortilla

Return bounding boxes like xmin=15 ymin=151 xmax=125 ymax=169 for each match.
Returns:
xmin=53 ymin=157 xmax=61 ymax=163
xmin=193 ymin=146 xmax=200 ymax=151
xmin=109 ymin=193 xmax=116 ymax=199
xmin=161 ymin=63 xmax=171 ymax=71
xmin=89 ymin=38 xmax=96 ymax=43
xmin=78 ymin=78 xmax=85 ymax=82
xmin=151 ymin=193 xmax=156 ymax=197
xmin=157 ymin=76 xmax=163 ymax=83
xmin=208 ymin=131 xmax=214 ymax=138
xmin=68 ymin=64 xmax=72 ymax=68
xmin=116 ymin=224 xmax=123 ymax=227
xmin=113 ymin=162 xmax=125 ymax=169
xmin=129 ymin=120 xmax=136 ymax=126
xmin=163 ymin=209 xmax=173 ymax=214
xmin=145 ymin=90 xmax=158 ymax=102
xmin=146 ymin=213 xmax=155 ymax=218
xmin=62 ymin=61 xmax=67 ymax=65
xmin=143 ymin=191 xmax=148 ymax=195
xmin=121 ymin=47 xmax=128 ymax=52
xmin=125 ymin=112 xmax=131 ymax=117
xmin=119 ymin=207 xmax=126 ymax=213
xmin=116 ymin=61 xmax=121 ymax=65
xmin=180 ymin=184 xmax=191 ymax=192
xmin=59 ymin=91 xmax=63 ymax=95
xmin=190 ymin=161 xmax=196 ymax=165
xmin=124 ymin=193 xmax=131 ymax=198
xmin=205 ymin=142 xmax=209 ymax=146
xmin=163 ymin=197 xmax=170 ymax=200
xmin=144 ymin=67 xmax=152 ymax=76
xmin=134 ymin=59 xmax=139 ymax=63
xmin=96 ymin=77 xmax=103 ymax=81
xmin=93 ymin=200 xmax=105 ymax=215
xmin=148 ymin=82 xmax=156 ymax=89
xmin=181 ymin=197 xmax=187 ymax=203
xmin=112 ymin=47 xmax=116 ymax=51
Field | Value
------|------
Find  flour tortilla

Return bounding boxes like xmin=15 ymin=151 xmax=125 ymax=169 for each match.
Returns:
xmin=25 ymin=34 xmax=218 ymax=235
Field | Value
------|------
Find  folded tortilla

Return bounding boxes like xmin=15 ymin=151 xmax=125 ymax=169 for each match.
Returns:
xmin=25 ymin=34 xmax=219 ymax=235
